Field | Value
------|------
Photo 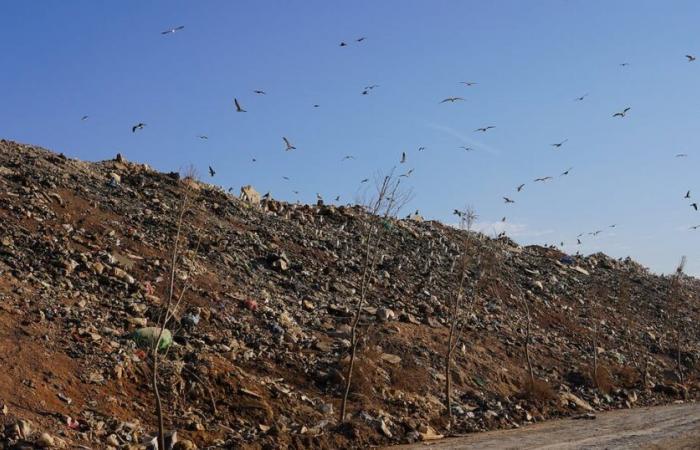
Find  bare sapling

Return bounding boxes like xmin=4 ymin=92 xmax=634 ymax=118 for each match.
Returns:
xmin=150 ymin=168 xmax=201 ymax=450
xmin=586 ymin=286 xmax=603 ymax=389
xmin=444 ymin=206 xmax=478 ymax=425
xmin=521 ymin=294 xmax=535 ymax=388
xmin=339 ymin=169 xmax=412 ymax=423
xmin=669 ymin=256 xmax=686 ymax=385
xmin=617 ymin=276 xmax=648 ymax=389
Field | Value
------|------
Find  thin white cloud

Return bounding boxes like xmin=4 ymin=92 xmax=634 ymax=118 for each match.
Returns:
xmin=426 ymin=123 xmax=502 ymax=155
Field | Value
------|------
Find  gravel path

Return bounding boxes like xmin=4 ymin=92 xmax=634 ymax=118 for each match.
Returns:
xmin=393 ymin=402 xmax=700 ymax=450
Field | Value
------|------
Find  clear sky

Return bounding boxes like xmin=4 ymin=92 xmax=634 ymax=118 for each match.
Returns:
xmin=2 ymin=1 xmax=700 ymax=275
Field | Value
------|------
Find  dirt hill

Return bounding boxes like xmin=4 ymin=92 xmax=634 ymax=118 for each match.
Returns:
xmin=0 ymin=139 xmax=698 ymax=449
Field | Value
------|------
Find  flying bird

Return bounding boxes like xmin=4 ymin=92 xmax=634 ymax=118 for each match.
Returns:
xmin=418 ymin=146 xmax=426 ymax=152
xmin=459 ymin=81 xmax=477 ymax=86
xmin=516 ymin=183 xmax=525 ymax=192
xmin=81 ymin=115 xmax=89 ymax=121
xmin=551 ymin=139 xmax=568 ymax=148
xmin=161 ymin=25 xmax=185 ymax=35
xmin=208 ymin=166 xmax=215 ymax=177
xmin=574 ymin=93 xmax=588 ymax=101
xmin=459 ymin=146 xmax=474 ymax=151
xmin=400 ymin=152 xmax=406 ymax=163
xmin=313 ymin=104 xmax=320 ymax=108
xmin=692 ymin=203 xmax=698 ymax=211
xmin=609 ymin=224 xmax=617 ymax=228
xmin=253 ymin=90 xmax=266 ymax=95
xmin=340 ymin=41 xmax=348 ymax=47
xmin=360 ymin=178 xmax=369 ymax=183
xmin=501 ymin=217 xmax=506 ymax=222
xmin=612 ymin=107 xmax=631 ymax=118
xmin=341 ymin=155 xmax=355 ymax=161
xmin=690 ymin=225 xmax=700 ymax=230
xmin=335 ymin=195 xmax=341 ymax=201
xmin=589 ymin=230 xmax=603 ymax=236
xmin=503 ymin=197 xmax=515 ymax=204
xmin=132 ymin=123 xmax=146 ymax=133
xmin=440 ymin=97 xmax=465 ymax=103
xmin=620 ymin=62 xmax=630 ymax=67
xmin=561 ymin=167 xmax=573 ymax=176
xmin=364 ymin=84 xmax=380 ymax=90
xmin=686 ymin=54 xmax=696 ymax=62
xmin=400 ymin=169 xmax=414 ymax=178
xmin=474 ymin=126 xmax=495 ymax=132
xmin=685 ymin=190 xmax=691 ymax=199
xmin=282 ymin=176 xmax=290 ymax=180
xmin=234 ymin=98 xmax=246 ymax=112
xmin=534 ymin=176 xmax=553 ymax=182
xmin=283 ymin=137 xmax=296 ymax=151
xmin=197 ymin=135 xmax=208 ymax=140
xmin=676 ymin=153 xmax=689 ymax=158
xmin=356 ymin=37 xmax=366 ymax=42
xmin=577 ymin=238 xmax=582 ymax=245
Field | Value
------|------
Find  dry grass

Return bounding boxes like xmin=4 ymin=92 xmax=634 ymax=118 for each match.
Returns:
xmin=591 ymin=364 xmax=615 ymax=393
xmin=390 ymin=362 xmax=430 ymax=394
xmin=518 ymin=378 xmax=557 ymax=403
xmin=614 ymin=364 xmax=641 ymax=389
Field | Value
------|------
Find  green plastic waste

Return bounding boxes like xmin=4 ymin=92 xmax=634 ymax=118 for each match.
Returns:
xmin=133 ymin=327 xmax=172 ymax=351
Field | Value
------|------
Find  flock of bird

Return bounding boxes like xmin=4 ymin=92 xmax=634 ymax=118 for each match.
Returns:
xmin=77 ymin=24 xmax=700 ymax=252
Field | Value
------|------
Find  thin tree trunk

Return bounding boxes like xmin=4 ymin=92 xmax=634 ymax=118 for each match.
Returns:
xmin=524 ymin=318 xmax=534 ymax=386
xmin=445 ymin=329 xmax=455 ymax=422
xmin=152 ymin=352 xmax=165 ymax=450
xmin=592 ymin=325 xmax=599 ymax=389
xmin=340 ymin=223 xmax=377 ymax=423
xmin=676 ymin=332 xmax=684 ymax=384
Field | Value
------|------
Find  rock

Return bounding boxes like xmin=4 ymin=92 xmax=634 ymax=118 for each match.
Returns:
xmin=112 ymin=267 xmax=135 ymax=284
xmin=560 ymin=392 xmax=594 ymax=411
xmin=302 ymin=299 xmax=315 ymax=310
xmin=17 ymin=419 xmax=32 ymax=439
xmin=379 ymin=419 xmax=392 ymax=438
xmin=417 ymin=425 xmax=444 ymax=441
xmin=381 ymin=353 xmax=402 ymax=365
xmin=572 ymin=266 xmax=590 ymax=276
xmin=376 ymin=307 xmax=396 ymax=321
xmin=173 ymin=439 xmax=198 ymax=450
xmin=105 ymin=434 xmax=120 ymax=446
xmin=240 ymin=185 xmax=261 ymax=205
xmin=36 ymin=432 xmax=55 ymax=448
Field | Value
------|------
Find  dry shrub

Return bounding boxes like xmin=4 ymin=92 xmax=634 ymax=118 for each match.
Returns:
xmin=340 ymin=346 xmax=380 ymax=403
xmin=614 ymin=365 xmax=640 ymax=389
xmin=390 ymin=362 xmax=430 ymax=394
xmin=518 ymin=377 xmax=556 ymax=403
xmin=591 ymin=364 xmax=615 ymax=394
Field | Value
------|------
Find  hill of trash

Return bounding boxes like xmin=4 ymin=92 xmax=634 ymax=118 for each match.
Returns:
xmin=0 ymin=139 xmax=698 ymax=449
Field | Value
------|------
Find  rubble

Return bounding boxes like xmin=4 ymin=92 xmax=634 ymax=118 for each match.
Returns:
xmin=0 ymin=140 xmax=698 ymax=449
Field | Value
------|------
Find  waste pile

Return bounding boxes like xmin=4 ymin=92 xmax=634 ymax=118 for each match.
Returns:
xmin=0 ymin=139 xmax=698 ymax=449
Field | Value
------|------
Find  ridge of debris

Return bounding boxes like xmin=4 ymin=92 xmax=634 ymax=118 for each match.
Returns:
xmin=0 ymin=139 xmax=698 ymax=449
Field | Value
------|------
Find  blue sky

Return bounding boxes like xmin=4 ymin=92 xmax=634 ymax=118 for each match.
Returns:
xmin=2 ymin=1 xmax=700 ymax=275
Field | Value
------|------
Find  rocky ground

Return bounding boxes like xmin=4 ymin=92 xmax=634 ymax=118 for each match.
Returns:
xmin=0 ymin=139 xmax=698 ymax=449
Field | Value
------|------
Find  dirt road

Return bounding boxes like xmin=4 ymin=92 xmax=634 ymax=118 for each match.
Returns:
xmin=393 ymin=402 xmax=700 ymax=450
